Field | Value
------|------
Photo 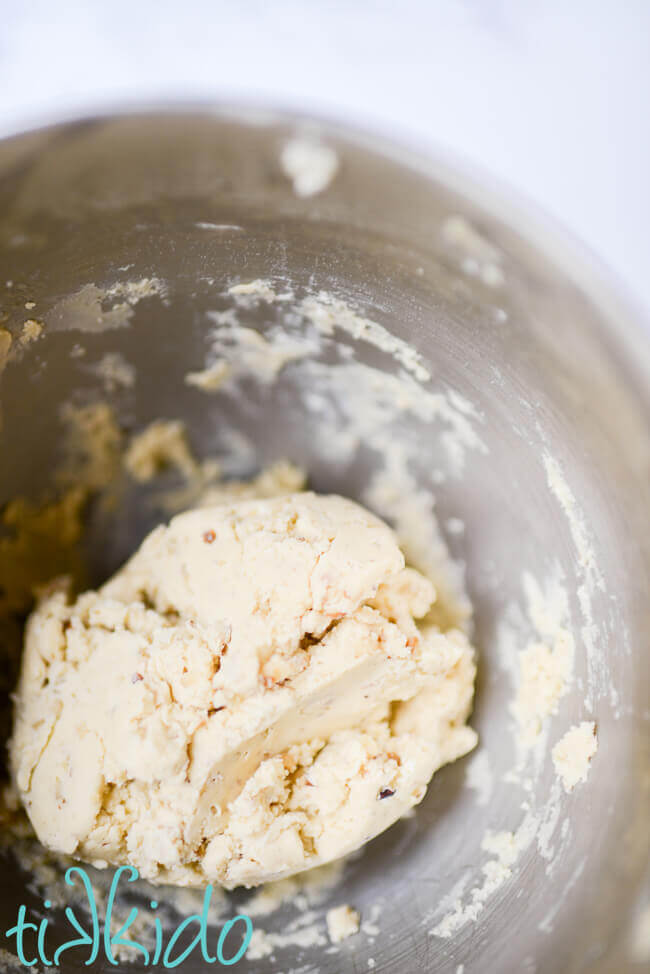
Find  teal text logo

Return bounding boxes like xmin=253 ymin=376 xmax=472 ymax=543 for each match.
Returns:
xmin=5 ymin=865 xmax=253 ymax=968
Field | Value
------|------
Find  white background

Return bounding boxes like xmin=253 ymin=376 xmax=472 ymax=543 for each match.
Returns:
xmin=1 ymin=0 xmax=649 ymax=315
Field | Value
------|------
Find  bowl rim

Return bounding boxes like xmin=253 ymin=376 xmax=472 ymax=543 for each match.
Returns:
xmin=2 ymin=97 xmax=649 ymax=414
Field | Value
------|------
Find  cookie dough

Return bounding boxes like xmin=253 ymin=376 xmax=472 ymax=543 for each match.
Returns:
xmin=552 ymin=721 xmax=597 ymax=791
xmin=10 ymin=487 xmax=477 ymax=888
xmin=326 ymin=904 xmax=360 ymax=943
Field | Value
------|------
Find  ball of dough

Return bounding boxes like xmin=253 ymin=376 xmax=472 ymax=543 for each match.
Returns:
xmin=10 ymin=488 xmax=477 ymax=888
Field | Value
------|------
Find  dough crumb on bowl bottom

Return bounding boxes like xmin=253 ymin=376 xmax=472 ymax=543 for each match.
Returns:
xmin=9 ymin=463 xmax=478 ymax=889
xmin=326 ymin=903 xmax=361 ymax=943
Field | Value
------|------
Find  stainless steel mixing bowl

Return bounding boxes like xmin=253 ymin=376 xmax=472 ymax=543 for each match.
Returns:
xmin=0 ymin=108 xmax=648 ymax=973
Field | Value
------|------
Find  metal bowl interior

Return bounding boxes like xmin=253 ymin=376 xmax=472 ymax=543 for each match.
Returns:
xmin=0 ymin=109 xmax=648 ymax=973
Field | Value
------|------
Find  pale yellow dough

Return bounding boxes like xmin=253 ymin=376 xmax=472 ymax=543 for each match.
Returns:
xmin=326 ymin=904 xmax=360 ymax=943
xmin=10 ymin=477 xmax=477 ymax=889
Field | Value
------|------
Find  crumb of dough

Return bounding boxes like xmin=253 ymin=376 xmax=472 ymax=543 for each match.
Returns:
xmin=228 ymin=280 xmax=278 ymax=302
xmin=123 ymin=419 xmax=202 ymax=483
xmin=200 ymin=322 xmax=313 ymax=384
xmin=104 ymin=277 xmax=166 ymax=305
xmin=185 ymin=360 xmax=231 ymax=392
xmin=10 ymin=483 xmax=477 ymax=889
xmin=245 ymin=929 xmax=274 ymax=959
xmin=326 ymin=904 xmax=360 ymax=943
xmin=552 ymin=722 xmax=597 ymax=791
xmin=511 ymin=634 xmax=573 ymax=745
xmin=20 ymin=320 xmax=43 ymax=345
xmin=280 ymin=138 xmax=339 ymax=197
